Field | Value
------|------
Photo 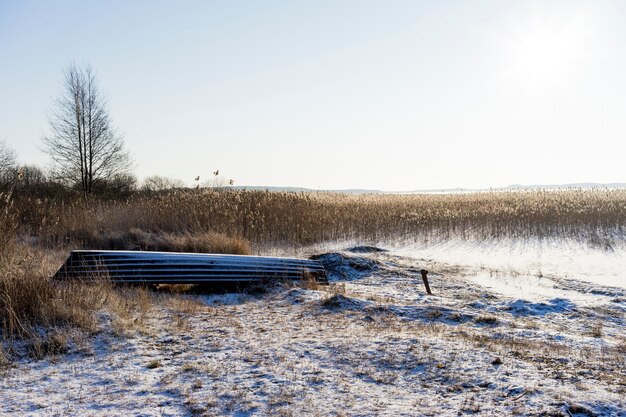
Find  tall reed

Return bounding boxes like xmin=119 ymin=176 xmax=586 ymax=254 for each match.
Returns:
xmin=15 ymin=188 xmax=626 ymax=249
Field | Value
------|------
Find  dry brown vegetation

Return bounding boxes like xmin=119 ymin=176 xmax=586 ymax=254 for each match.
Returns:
xmin=0 ymin=242 xmax=152 ymax=361
xmin=2 ymin=187 xmax=626 ymax=360
xmin=1 ymin=193 xmax=152 ymax=359
xmin=16 ymin=188 xmax=626 ymax=250
xmin=1 ymin=195 xmax=89 ymax=350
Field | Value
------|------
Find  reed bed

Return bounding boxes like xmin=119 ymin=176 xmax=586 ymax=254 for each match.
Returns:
xmin=16 ymin=188 xmax=626 ymax=250
xmin=2 ymin=187 xmax=625 ymax=358
xmin=1 ymin=193 xmax=148 ymax=354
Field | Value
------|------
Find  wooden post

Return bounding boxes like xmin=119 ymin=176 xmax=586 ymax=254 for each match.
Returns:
xmin=420 ymin=269 xmax=432 ymax=295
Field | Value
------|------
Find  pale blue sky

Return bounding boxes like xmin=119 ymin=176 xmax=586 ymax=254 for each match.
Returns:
xmin=1 ymin=0 xmax=625 ymax=190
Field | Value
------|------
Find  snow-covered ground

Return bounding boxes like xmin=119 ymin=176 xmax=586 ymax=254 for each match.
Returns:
xmin=391 ymin=237 xmax=626 ymax=310
xmin=393 ymin=237 xmax=626 ymax=289
xmin=1 ymin=240 xmax=625 ymax=416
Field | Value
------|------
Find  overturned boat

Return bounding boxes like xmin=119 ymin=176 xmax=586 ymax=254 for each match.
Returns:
xmin=52 ymin=250 xmax=328 ymax=285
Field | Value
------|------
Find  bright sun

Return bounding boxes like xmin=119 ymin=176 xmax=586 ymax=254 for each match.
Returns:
xmin=514 ymin=29 xmax=573 ymax=82
xmin=505 ymin=12 xmax=589 ymax=87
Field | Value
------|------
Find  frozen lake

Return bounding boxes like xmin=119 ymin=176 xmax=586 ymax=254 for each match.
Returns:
xmin=391 ymin=237 xmax=626 ymax=305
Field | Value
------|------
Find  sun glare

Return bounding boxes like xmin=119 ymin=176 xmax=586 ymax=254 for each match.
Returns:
xmin=504 ymin=11 xmax=590 ymax=88
xmin=514 ymin=29 xmax=574 ymax=82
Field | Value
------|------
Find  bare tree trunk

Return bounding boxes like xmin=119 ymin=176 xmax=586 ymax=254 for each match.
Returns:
xmin=72 ymin=71 xmax=86 ymax=194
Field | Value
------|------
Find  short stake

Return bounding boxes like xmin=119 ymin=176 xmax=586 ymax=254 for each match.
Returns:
xmin=420 ymin=269 xmax=432 ymax=295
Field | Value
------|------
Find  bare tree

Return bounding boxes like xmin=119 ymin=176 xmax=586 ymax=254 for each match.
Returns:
xmin=0 ymin=141 xmax=16 ymax=176
xmin=0 ymin=141 xmax=17 ymax=188
xmin=14 ymin=165 xmax=46 ymax=186
xmin=142 ymin=175 xmax=185 ymax=192
xmin=42 ymin=64 xmax=132 ymax=194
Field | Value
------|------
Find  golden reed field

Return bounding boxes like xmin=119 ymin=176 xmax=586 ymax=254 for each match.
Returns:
xmin=13 ymin=188 xmax=626 ymax=249
xmin=2 ymin=188 xmax=626 ymax=353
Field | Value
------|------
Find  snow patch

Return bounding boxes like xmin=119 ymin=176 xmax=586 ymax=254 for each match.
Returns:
xmin=311 ymin=253 xmax=379 ymax=281
xmin=392 ymin=237 xmax=626 ymax=289
xmin=505 ymin=298 xmax=576 ymax=316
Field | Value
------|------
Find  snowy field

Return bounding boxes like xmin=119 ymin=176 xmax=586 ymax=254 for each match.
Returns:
xmin=1 ymin=239 xmax=625 ymax=416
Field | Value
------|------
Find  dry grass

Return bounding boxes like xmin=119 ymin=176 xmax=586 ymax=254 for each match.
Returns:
xmin=0 ymin=246 xmax=150 ymax=353
xmin=16 ymin=188 xmax=626 ymax=250
xmin=300 ymin=272 xmax=324 ymax=290
xmin=589 ymin=321 xmax=604 ymax=338
xmin=4 ymin=187 xmax=626 ymax=362
xmin=1 ymin=193 xmax=157 ymax=359
xmin=320 ymin=283 xmax=348 ymax=308
xmin=72 ymin=228 xmax=252 ymax=255
xmin=475 ymin=315 xmax=499 ymax=325
xmin=145 ymin=359 xmax=162 ymax=369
